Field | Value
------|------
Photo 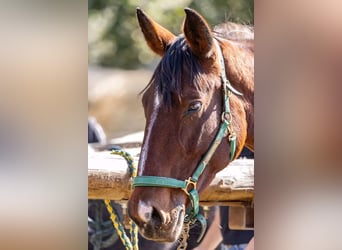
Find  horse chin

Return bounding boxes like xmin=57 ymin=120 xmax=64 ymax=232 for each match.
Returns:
xmin=138 ymin=208 xmax=185 ymax=242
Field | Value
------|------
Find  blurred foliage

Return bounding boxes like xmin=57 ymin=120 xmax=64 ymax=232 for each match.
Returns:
xmin=89 ymin=0 xmax=253 ymax=69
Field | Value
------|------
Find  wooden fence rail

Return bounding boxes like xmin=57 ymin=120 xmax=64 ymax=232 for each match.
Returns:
xmin=88 ymin=147 xmax=254 ymax=205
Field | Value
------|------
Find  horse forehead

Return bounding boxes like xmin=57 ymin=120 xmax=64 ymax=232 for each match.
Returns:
xmin=142 ymin=82 xmax=212 ymax=115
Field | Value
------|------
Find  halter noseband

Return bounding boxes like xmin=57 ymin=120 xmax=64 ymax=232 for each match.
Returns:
xmin=133 ymin=38 xmax=242 ymax=242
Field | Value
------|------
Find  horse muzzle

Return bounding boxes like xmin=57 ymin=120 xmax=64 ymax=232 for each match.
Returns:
xmin=128 ymin=193 xmax=186 ymax=242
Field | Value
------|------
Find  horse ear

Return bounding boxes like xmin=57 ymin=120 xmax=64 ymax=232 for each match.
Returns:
xmin=183 ymin=8 xmax=214 ymax=58
xmin=136 ymin=7 xmax=176 ymax=56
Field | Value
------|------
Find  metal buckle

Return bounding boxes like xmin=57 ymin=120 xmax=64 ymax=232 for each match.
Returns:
xmin=228 ymin=125 xmax=236 ymax=140
xmin=182 ymin=177 xmax=197 ymax=196
xmin=228 ymin=132 xmax=236 ymax=141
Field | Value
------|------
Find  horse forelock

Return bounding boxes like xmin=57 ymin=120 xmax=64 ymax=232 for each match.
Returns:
xmin=142 ymin=36 xmax=210 ymax=107
xmin=141 ymin=22 xmax=254 ymax=107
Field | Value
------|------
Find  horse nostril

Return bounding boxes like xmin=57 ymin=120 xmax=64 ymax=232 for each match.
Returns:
xmin=132 ymin=200 xmax=170 ymax=227
xmin=151 ymin=207 xmax=162 ymax=227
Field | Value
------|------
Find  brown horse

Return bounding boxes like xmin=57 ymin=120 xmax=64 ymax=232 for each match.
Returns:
xmin=128 ymin=7 xmax=254 ymax=243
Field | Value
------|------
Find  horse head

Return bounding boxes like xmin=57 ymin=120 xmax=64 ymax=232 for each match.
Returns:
xmin=128 ymin=7 xmax=254 ymax=242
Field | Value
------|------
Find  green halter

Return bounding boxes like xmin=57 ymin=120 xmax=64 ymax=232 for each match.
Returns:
xmin=133 ymin=38 xmax=242 ymax=242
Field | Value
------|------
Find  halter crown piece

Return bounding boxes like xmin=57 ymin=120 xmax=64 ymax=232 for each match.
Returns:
xmin=133 ymin=38 xmax=242 ymax=247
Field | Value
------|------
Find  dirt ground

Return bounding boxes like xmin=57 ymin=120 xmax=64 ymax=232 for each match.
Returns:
xmin=88 ymin=66 xmax=153 ymax=139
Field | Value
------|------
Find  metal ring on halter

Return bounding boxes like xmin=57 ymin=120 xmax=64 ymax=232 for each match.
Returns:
xmin=221 ymin=112 xmax=233 ymax=123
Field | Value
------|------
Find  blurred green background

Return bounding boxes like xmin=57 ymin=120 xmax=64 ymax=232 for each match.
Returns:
xmin=89 ymin=0 xmax=253 ymax=69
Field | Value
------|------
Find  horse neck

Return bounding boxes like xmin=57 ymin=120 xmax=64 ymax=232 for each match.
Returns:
xmin=224 ymin=40 xmax=254 ymax=151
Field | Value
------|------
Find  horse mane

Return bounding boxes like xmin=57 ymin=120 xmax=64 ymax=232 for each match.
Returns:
xmin=213 ymin=22 xmax=254 ymax=40
xmin=141 ymin=22 xmax=254 ymax=107
xmin=213 ymin=22 xmax=254 ymax=53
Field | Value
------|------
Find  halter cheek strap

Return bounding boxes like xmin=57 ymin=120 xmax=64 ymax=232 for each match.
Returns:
xmin=133 ymin=38 xmax=242 ymax=243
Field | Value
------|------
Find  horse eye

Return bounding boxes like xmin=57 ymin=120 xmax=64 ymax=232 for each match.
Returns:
xmin=187 ymin=101 xmax=202 ymax=113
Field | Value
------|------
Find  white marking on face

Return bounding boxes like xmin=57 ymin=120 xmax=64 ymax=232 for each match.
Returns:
xmin=138 ymin=92 xmax=160 ymax=175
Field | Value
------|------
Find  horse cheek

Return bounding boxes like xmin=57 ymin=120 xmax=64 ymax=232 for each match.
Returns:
xmin=177 ymin=119 xmax=196 ymax=155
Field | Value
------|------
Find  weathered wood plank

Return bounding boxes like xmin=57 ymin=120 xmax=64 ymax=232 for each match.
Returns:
xmin=88 ymin=148 xmax=254 ymax=203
